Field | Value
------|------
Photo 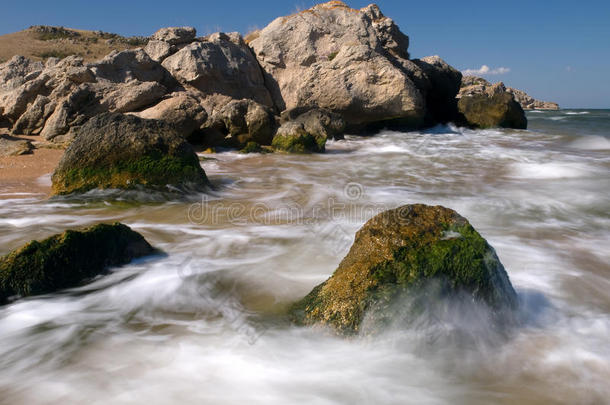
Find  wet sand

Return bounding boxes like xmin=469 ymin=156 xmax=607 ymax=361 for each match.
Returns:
xmin=0 ymin=134 xmax=63 ymax=198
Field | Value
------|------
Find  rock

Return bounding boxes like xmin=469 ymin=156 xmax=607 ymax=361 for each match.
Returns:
xmin=91 ymin=49 xmax=170 ymax=85
xmin=291 ymin=204 xmax=518 ymax=334
xmin=51 ymin=113 xmax=209 ymax=195
xmin=0 ymin=223 xmax=155 ymax=304
xmin=12 ymin=95 xmax=55 ymax=135
xmin=461 ymin=76 xmax=559 ymax=111
xmin=249 ymin=1 xmax=425 ymax=128
xmin=162 ymin=32 xmax=273 ymax=107
xmin=217 ymin=99 xmax=275 ymax=146
xmin=132 ymin=92 xmax=207 ymax=137
xmin=98 ymin=80 xmax=167 ymax=113
xmin=505 ymin=87 xmax=559 ymax=110
xmin=145 ymin=40 xmax=174 ymax=62
xmin=272 ymin=121 xmax=326 ymax=153
xmin=151 ymin=26 xmax=196 ymax=45
xmin=0 ymin=56 xmax=43 ymax=92
xmin=412 ymin=56 xmax=462 ymax=125
xmin=457 ymin=82 xmax=527 ymax=129
xmin=0 ymin=134 xmax=33 ymax=156
xmin=280 ymin=108 xmax=346 ymax=141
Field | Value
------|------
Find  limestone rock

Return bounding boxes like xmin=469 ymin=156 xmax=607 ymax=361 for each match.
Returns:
xmin=133 ymin=92 xmax=208 ymax=136
xmin=272 ymin=121 xmax=326 ymax=153
xmin=280 ymin=108 xmax=346 ymax=141
xmin=0 ymin=56 xmax=43 ymax=92
xmin=52 ymin=113 xmax=209 ymax=195
xmin=217 ymin=99 xmax=275 ymax=146
xmin=152 ymin=26 xmax=196 ymax=45
xmin=505 ymin=87 xmax=559 ymax=110
xmin=291 ymin=204 xmax=518 ymax=334
xmin=0 ymin=223 xmax=155 ymax=304
xmin=0 ymin=134 xmax=33 ymax=156
xmin=457 ymin=82 xmax=527 ymax=129
xmin=162 ymin=32 xmax=273 ymax=107
xmin=412 ymin=56 xmax=462 ymax=125
xmin=145 ymin=40 xmax=174 ymax=62
xmin=249 ymin=1 xmax=425 ymax=128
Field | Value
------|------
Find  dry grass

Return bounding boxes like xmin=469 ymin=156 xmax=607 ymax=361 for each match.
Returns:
xmin=0 ymin=26 xmax=147 ymax=63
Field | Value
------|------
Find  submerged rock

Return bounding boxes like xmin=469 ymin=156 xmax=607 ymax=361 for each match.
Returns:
xmin=291 ymin=204 xmax=518 ymax=334
xmin=457 ymin=81 xmax=527 ymax=129
xmin=51 ymin=113 xmax=209 ymax=195
xmin=0 ymin=223 xmax=155 ymax=304
xmin=280 ymin=108 xmax=346 ymax=141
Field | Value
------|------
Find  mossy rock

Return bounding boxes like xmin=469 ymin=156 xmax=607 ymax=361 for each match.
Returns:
xmin=457 ymin=92 xmax=527 ymax=129
xmin=51 ymin=113 xmax=210 ymax=195
xmin=291 ymin=204 xmax=518 ymax=334
xmin=239 ymin=141 xmax=272 ymax=154
xmin=0 ymin=223 xmax=156 ymax=304
xmin=272 ymin=122 xmax=326 ymax=153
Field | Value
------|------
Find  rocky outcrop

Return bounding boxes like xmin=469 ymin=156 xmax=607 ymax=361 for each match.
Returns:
xmin=249 ymin=1 xmax=426 ymax=129
xmin=162 ymin=32 xmax=273 ymax=107
xmin=291 ymin=204 xmax=518 ymax=334
xmin=0 ymin=223 xmax=155 ymax=304
xmin=506 ymin=87 xmax=559 ymax=110
xmin=462 ymin=76 xmax=559 ymax=111
xmin=152 ymin=27 xmax=196 ymax=45
xmin=457 ymin=80 xmax=527 ymax=129
xmin=272 ymin=121 xmax=327 ymax=153
xmin=51 ymin=113 xmax=209 ymax=195
xmin=0 ymin=51 xmax=173 ymax=141
xmin=412 ymin=56 xmax=462 ymax=125
xmin=280 ymin=108 xmax=345 ymax=141
xmin=0 ymin=134 xmax=33 ymax=156
xmin=130 ymin=91 xmax=207 ymax=137
xmin=215 ymin=99 xmax=276 ymax=146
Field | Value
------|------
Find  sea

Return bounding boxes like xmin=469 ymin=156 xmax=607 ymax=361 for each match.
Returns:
xmin=0 ymin=109 xmax=609 ymax=404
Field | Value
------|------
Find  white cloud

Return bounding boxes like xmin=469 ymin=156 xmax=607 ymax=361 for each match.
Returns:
xmin=462 ymin=65 xmax=511 ymax=76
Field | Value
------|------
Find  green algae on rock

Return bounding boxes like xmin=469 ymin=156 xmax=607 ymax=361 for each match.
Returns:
xmin=272 ymin=121 xmax=326 ymax=153
xmin=0 ymin=223 xmax=156 ymax=304
xmin=51 ymin=113 xmax=210 ymax=195
xmin=291 ymin=204 xmax=518 ymax=334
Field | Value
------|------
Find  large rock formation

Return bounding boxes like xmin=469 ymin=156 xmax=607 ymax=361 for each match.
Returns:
xmin=291 ymin=204 xmax=518 ymax=334
xmin=0 ymin=223 xmax=155 ymax=304
xmin=457 ymin=79 xmax=527 ymax=129
xmin=462 ymin=76 xmax=559 ymax=111
xmin=249 ymin=1 xmax=428 ymax=129
xmin=52 ymin=113 xmax=209 ymax=195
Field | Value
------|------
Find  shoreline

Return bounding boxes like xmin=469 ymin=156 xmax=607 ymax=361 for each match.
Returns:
xmin=0 ymin=133 xmax=63 ymax=199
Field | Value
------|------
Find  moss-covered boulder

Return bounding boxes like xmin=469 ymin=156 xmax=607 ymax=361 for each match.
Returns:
xmin=457 ymin=82 xmax=527 ymax=129
xmin=291 ymin=204 xmax=518 ymax=334
xmin=271 ymin=121 xmax=327 ymax=153
xmin=51 ymin=113 xmax=210 ymax=195
xmin=0 ymin=223 xmax=156 ymax=304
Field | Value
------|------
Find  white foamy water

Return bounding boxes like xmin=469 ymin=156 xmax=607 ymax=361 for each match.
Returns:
xmin=1 ymin=116 xmax=609 ymax=404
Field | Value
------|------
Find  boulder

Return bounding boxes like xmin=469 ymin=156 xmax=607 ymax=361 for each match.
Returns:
xmin=272 ymin=121 xmax=326 ymax=153
xmin=0 ymin=56 xmax=43 ymax=93
xmin=91 ymin=49 xmax=169 ymax=84
xmin=11 ymin=95 xmax=55 ymax=135
xmin=132 ymin=92 xmax=208 ymax=137
xmin=249 ymin=1 xmax=425 ymax=128
xmin=51 ymin=113 xmax=209 ymax=195
xmin=280 ymin=108 xmax=346 ymax=141
xmin=145 ymin=40 xmax=174 ymax=62
xmin=457 ymin=82 xmax=527 ymax=129
xmin=162 ymin=32 xmax=273 ymax=107
xmin=0 ymin=223 xmax=155 ymax=304
xmin=505 ymin=87 xmax=559 ymax=110
xmin=412 ymin=56 xmax=462 ymax=125
xmin=0 ymin=134 xmax=33 ymax=156
xmin=216 ymin=99 xmax=276 ymax=146
xmin=291 ymin=204 xmax=518 ymax=334
xmin=151 ymin=26 xmax=197 ymax=45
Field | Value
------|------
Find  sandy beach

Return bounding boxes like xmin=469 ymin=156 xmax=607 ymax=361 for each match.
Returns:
xmin=0 ymin=133 xmax=63 ymax=198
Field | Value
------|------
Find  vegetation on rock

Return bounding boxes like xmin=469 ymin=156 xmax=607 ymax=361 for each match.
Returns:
xmin=291 ymin=204 xmax=518 ymax=334
xmin=0 ymin=223 xmax=156 ymax=304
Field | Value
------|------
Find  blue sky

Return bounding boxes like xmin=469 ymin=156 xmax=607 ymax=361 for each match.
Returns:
xmin=2 ymin=0 xmax=609 ymax=108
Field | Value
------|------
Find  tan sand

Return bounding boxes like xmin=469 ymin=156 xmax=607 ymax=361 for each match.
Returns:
xmin=0 ymin=134 xmax=63 ymax=199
